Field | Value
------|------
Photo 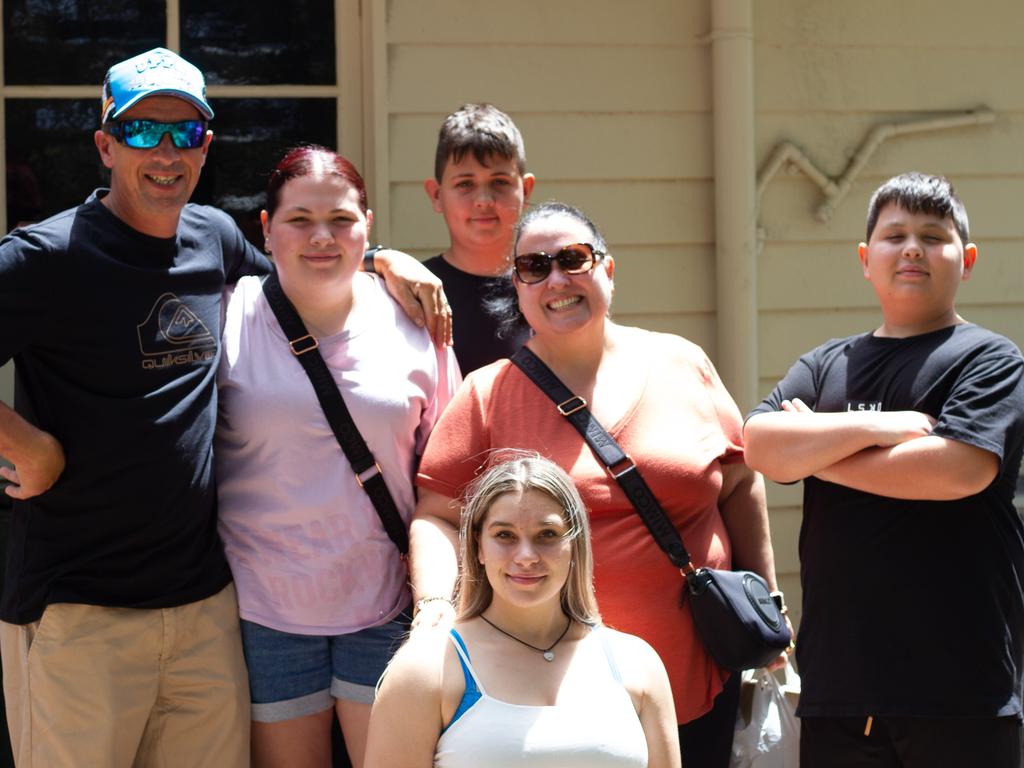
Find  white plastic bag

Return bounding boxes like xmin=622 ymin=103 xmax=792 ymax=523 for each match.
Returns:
xmin=729 ymin=663 xmax=800 ymax=768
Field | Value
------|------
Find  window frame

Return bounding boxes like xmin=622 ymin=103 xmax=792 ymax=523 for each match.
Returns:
xmin=0 ymin=0 xmax=369 ymax=235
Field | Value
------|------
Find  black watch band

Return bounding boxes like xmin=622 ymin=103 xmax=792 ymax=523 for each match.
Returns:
xmin=363 ymin=245 xmax=383 ymax=274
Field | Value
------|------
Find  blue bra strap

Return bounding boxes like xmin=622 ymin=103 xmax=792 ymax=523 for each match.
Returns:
xmin=442 ymin=628 xmax=483 ymax=733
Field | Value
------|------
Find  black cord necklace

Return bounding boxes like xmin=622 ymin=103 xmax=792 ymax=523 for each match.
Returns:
xmin=479 ymin=613 xmax=572 ymax=662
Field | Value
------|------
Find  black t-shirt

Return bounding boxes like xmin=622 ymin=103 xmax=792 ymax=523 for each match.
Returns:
xmin=0 ymin=191 xmax=270 ymax=623
xmin=749 ymin=324 xmax=1024 ymax=718
xmin=422 ymin=255 xmax=528 ymax=374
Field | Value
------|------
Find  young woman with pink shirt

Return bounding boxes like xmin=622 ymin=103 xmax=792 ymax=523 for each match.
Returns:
xmin=215 ymin=146 xmax=459 ymax=768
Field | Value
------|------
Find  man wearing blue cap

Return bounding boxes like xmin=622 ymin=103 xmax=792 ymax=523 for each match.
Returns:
xmin=0 ymin=47 xmax=445 ymax=767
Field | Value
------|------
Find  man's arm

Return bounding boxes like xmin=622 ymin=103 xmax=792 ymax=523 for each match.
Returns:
xmin=0 ymin=402 xmax=65 ymax=499
xmin=369 ymin=249 xmax=453 ymax=348
xmin=743 ymin=403 xmax=935 ymax=483
xmin=408 ymin=488 xmax=461 ymax=628
xmin=815 ymin=436 xmax=999 ymax=500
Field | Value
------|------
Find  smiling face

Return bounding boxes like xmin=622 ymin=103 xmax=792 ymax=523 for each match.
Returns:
xmin=261 ymin=173 xmax=372 ymax=297
xmin=425 ymin=152 xmax=534 ymax=268
xmin=94 ymin=95 xmax=212 ymax=237
xmin=513 ymin=214 xmax=615 ymax=340
xmin=858 ymin=202 xmax=976 ymax=336
xmin=477 ymin=488 xmax=573 ymax=612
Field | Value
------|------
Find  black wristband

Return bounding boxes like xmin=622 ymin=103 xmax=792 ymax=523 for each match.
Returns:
xmin=363 ymin=245 xmax=383 ymax=274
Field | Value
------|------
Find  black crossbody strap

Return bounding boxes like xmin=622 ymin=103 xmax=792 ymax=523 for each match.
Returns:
xmin=261 ymin=271 xmax=409 ymax=555
xmin=510 ymin=347 xmax=692 ymax=570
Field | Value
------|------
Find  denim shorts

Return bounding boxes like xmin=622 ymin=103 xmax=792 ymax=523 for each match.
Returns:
xmin=240 ymin=607 xmax=411 ymax=723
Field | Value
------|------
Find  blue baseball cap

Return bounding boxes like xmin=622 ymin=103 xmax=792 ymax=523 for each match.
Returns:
xmin=101 ymin=47 xmax=213 ymax=123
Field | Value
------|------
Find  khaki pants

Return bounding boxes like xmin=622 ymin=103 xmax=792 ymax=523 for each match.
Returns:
xmin=0 ymin=583 xmax=250 ymax=768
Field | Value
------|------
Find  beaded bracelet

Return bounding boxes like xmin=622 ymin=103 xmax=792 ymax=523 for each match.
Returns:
xmin=414 ymin=595 xmax=454 ymax=615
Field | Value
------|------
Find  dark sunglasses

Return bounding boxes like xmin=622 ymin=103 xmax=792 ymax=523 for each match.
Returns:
xmin=513 ymin=243 xmax=606 ymax=284
xmin=106 ymin=119 xmax=208 ymax=149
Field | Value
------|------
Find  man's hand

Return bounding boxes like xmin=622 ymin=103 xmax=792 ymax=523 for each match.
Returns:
xmin=0 ymin=429 xmax=65 ymax=500
xmin=371 ymin=249 xmax=453 ymax=347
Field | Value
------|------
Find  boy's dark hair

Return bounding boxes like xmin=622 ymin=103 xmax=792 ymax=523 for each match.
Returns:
xmin=865 ymin=172 xmax=970 ymax=244
xmin=434 ymin=103 xmax=527 ymax=182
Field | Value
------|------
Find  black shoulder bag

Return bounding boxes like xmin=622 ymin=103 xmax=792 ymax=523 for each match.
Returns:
xmin=261 ymin=271 xmax=409 ymax=556
xmin=510 ymin=346 xmax=790 ymax=670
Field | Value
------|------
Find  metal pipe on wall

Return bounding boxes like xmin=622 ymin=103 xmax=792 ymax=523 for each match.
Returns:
xmin=710 ymin=0 xmax=758 ymax=412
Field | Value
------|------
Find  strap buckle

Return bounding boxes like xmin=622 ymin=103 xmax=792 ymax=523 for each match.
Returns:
xmin=607 ymin=455 xmax=636 ymax=479
xmin=289 ymin=334 xmax=319 ymax=356
xmin=557 ymin=395 xmax=587 ymax=416
xmin=355 ymin=461 xmax=383 ymax=489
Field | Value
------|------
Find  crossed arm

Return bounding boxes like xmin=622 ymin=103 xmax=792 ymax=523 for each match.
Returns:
xmin=743 ymin=398 xmax=998 ymax=500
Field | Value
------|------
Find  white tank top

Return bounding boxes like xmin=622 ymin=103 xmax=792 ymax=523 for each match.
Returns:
xmin=434 ymin=626 xmax=649 ymax=768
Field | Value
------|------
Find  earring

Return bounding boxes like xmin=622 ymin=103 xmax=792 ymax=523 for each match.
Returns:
xmin=264 ymin=240 xmax=272 ymax=255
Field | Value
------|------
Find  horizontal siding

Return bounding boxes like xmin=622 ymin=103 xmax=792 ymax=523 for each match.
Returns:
xmin=757 ymin=113 xmax=1024 ymax=178
xmin=391 ymin=113 xmax=715 ymax=182
xmin=755 ymin=0 xmax=1023 ymax=47
xmin=388 ymin=0 xmax=708 ymax=45
xmin=613 ymin=312 xmax=716 ymax=355
xmin=754 ymin=46 xmax=1024 ymax=112
xmin=389 ymin=45 xmax=711 ymax=114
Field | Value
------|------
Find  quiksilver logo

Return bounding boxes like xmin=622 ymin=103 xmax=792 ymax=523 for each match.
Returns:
xmin=137 ymin=293 xmax=216 ymax=370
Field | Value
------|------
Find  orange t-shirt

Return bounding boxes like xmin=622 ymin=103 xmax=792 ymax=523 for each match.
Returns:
xmin=417 ymin=330 xmax=744 ymax=723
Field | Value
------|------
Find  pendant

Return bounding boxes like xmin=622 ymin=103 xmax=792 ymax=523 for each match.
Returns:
xmin=543 ymin=651 xmax=555 ymax=662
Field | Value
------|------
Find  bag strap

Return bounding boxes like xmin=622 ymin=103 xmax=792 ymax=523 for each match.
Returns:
xmin=510 ymin=346 xmax=692 ymax=571
xmin=261 ymin=270 xmax=409 ymax=556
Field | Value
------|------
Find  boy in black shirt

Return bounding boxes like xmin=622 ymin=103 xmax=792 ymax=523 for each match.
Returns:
xmin=745 ymin=172 xmax=1024 ymax=768
xmin=422 ymin=103 xmax=535 ymax=373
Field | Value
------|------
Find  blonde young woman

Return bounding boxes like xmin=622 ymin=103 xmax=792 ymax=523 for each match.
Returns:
xmin=365 ymin=455 xmax=680 ymax=767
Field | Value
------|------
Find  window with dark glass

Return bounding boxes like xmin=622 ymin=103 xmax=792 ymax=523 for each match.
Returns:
xmin=5 ymin=100 xmax=104 ymax=227
xmin=4 ymin=0 xmax=164 ymax=85
xmin=194 ymin=99 xmax=337 ymax=243
xmin=180 ymin=0 xmax=335 ymax=85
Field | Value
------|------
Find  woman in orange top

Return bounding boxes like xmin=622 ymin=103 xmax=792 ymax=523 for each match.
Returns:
xmin=409 ymin=202 xmax=783 ymax=768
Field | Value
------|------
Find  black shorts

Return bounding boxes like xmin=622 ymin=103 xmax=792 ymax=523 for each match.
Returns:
xmin=801 ymin=714 xmax=1023 ymax=768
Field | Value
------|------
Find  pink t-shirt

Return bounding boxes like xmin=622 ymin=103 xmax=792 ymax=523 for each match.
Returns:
xmin=418 ymin=330 xmax=741 ymax=723
xmin=216 ymin=274 xmax=460 ymax=634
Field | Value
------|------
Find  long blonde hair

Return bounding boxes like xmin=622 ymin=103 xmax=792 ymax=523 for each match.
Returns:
xmin=456 ymin=453 xmax=600 ymax=625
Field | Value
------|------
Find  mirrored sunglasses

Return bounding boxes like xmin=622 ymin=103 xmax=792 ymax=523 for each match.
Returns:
xmin=513 ymin=243 xmax=606 ymax=284
xmin=106 ymin=119 xmax=207 ymax=149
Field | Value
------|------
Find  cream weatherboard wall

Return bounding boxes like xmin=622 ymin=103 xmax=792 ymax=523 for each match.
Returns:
xmin=2 ymin=0 xmax=1022 ymax=627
